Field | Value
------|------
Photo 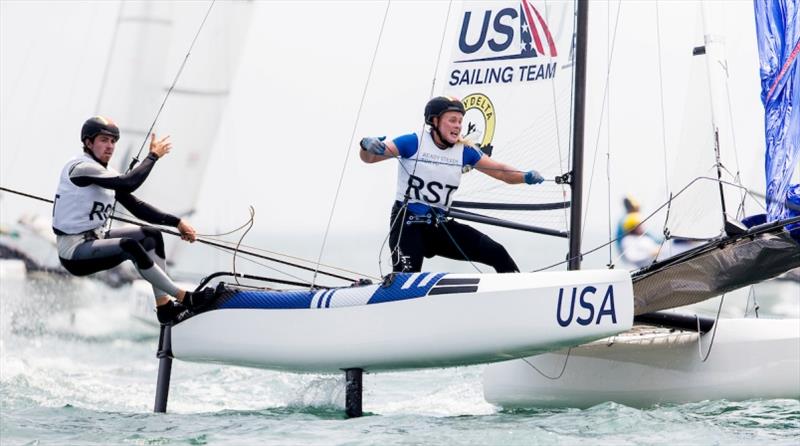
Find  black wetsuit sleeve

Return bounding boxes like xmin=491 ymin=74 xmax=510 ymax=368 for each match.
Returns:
xmin=116 ymin=192 xmax=181 ymax=227
xmin=70 ymin=153 xmax=159 ymax=194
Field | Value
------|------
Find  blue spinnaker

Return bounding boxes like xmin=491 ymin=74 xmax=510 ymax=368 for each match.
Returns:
xmin=755 ymin=0 xmax=800 ymax=222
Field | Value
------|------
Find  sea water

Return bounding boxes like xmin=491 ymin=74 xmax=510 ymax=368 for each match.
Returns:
xmin=1 ymin=273 xmax=798 ymax=446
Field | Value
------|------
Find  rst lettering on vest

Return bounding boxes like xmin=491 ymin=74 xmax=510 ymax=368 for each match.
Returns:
xmin=449 ymin=63 xmax=557 ymax=86
xmin=555 ymin=285 xmax=618 ymax=327
xmin=405 ymin=175 xmax=458 ymax=207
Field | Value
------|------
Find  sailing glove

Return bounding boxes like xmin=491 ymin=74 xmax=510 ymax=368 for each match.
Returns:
xmin=360 ymin=136 xmax=387 ymax=155
xmin=524 ymin=170 xmax=544 ymax=185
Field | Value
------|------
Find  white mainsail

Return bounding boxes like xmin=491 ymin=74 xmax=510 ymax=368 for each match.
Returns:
xmin=440 ymin=1 xmax=575 ymax=237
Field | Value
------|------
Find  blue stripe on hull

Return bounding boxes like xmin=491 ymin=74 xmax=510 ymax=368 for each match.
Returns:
xmin=215 ymin=272 xmax=448 ymax=310
xmin=367 ymin=273 xmax=446 ymax=304
xmin=218 ymin=289 xmax=316 ymax=309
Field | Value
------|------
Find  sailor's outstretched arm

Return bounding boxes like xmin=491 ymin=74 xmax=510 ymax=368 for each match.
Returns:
xmin=474 ymin=155 xmax=543 ymax=185
xmin=70 ymin=153 xmax=158 ymax=193
xmin=359 ymin=136 xmax=399 ymax=163
xmin=116 ymin=192 xmax=180 ymax=227
xmin=116 ymin=193 xmax=196 ymax=242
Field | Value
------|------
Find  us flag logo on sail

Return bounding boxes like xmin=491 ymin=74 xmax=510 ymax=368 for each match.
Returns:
xmin=455 ymin=0 xmax=558 ymax=63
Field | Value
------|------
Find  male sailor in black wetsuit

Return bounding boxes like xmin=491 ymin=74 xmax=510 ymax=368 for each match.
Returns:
xmin=52 ymin=116 xmax=216 ymax=324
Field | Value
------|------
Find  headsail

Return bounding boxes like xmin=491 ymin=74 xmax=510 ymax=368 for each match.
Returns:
xmin=755 ymin=0 xmax=800 ymax=223
xmin=439 ymin=1 xmax=576 ymax=238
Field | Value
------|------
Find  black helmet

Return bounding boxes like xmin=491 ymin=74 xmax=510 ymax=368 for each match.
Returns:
xmin=81 ymin=116 xmax=120 ymax=144
xmin=424 ymin=96 xmax=465 ymax=126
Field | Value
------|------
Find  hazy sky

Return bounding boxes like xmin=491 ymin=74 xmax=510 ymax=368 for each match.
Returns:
xmin=0 ymin=0 xmax=774 ymax=278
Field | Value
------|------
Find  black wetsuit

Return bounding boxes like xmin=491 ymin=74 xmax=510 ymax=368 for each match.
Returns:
xmin=53 ymin=152 xmax=182 ymax=297
xmin=388 ymin=201 xmax=519 ymax=273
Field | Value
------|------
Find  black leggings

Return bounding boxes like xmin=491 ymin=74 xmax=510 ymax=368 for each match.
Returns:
xmin=59 ymin=226 xmax=180 ymax=297
xmin=388 ymin=203 xmax=519 ymax=273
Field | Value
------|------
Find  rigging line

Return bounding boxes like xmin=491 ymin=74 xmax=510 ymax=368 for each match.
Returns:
xmin=381 ymin=152 xmax=556 ymax=177
xmin=606 ymin=150 xmax=613 ymax=266
xmin=232 ymin=205 xmax=255 ymax=286
xmin=718 ymin=163 xmax=748 ymax=218
xmin=744 ymin=286 xmax=760 ymax=318
xmin=605 ymin=1 xmax=614 ymax=267
xmin=405 ymin=0 xmax=455 ymax=206
xmin=311 ymin=0 xmax=392 ymax=288
xmin=378 ymin=201 xmax=409 ymax=277
xmin=0 ymin=185 xmax=359 ymax=281
xmin=654 ymin=0 xmax=670 ymax=197
xmin=382 ymin=157 xmax=487 ymax=272
xmin=203 ymin=242 xmax=317 ymax=286
xmin=579 ymin=0 xmax=623 ymax=241
xmin=559 ymin=0 xmax=577 ymax=242
xmin=106 ymin=0 xmax=217 ymax=232
xmin=521 ymin=347 xmax=572 ymax=380
xmin=382 ymin=0 xmax=454 ymax=276
xmin=565 ymin=0 xmax=577 ymax=185
xmin=112 ymin=205 xmax=254 ymax=238
xmin=653 ymin=191 xmax=674 ymax=264
xmin=201 ymin=234 xmax=377 ymax=280
xmin=127 ymin=0 xmax=216 ymax=169
xmin=97 ymin=202 xmax=375 ymax=279
xmin=437 ymin=214 xmax=485 ymax=274
xmin=697 ymin=293 xmax=725 ymax=362
xmin=195 ymin=218 xmax=252 ymax=238
xmin=531 ymin=175 xmax=769 ymax=272
xmin=542 ymin=0 xmax=570 ymax=230
xmin=201 ymin=235 xmax=378 ymax=280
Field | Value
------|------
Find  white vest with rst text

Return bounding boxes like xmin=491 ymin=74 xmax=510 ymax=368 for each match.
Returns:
xmin=395 ymin=132 xmax=464 ymax=211
xmin=52 ymin=154 xmax=116 ymax=234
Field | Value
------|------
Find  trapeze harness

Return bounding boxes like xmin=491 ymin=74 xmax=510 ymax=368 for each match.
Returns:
xmin=52 ymin=152 xmax=183 ymax=298
xmin=389 ymin=131 xmax=518 ymax=273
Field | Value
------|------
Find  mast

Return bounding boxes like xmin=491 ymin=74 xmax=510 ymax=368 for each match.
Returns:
xmin=568 ymin=0 xmax=589 ymax=270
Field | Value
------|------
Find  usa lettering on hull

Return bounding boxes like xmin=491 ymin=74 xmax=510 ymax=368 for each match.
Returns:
xmin=555 ymin=285 xmax=618 ymax=327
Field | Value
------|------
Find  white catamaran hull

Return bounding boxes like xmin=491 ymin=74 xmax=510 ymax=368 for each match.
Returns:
xmin=483 ymin=318 xmax=800 ymax=408
xmin=171 ymin=270 xmax=634 ymax=373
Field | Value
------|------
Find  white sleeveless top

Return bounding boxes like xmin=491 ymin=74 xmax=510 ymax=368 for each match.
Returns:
xmin=395 ymin=132 xmax=464 ymax=211
xmin=52 ymin=154 xmax=116 ymax=235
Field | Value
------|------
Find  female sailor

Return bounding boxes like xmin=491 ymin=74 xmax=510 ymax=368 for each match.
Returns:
xmin=359 ymin=96 xmax=545 ymax=273
xmin=52 ymin=116 xmax=216 ymax=324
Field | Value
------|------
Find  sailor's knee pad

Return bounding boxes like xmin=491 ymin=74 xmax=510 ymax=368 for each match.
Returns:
xmin=140 ymin=226 xmax=165 ymax=258
xmin=120 ymin=237 xmax=155 ymax=269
